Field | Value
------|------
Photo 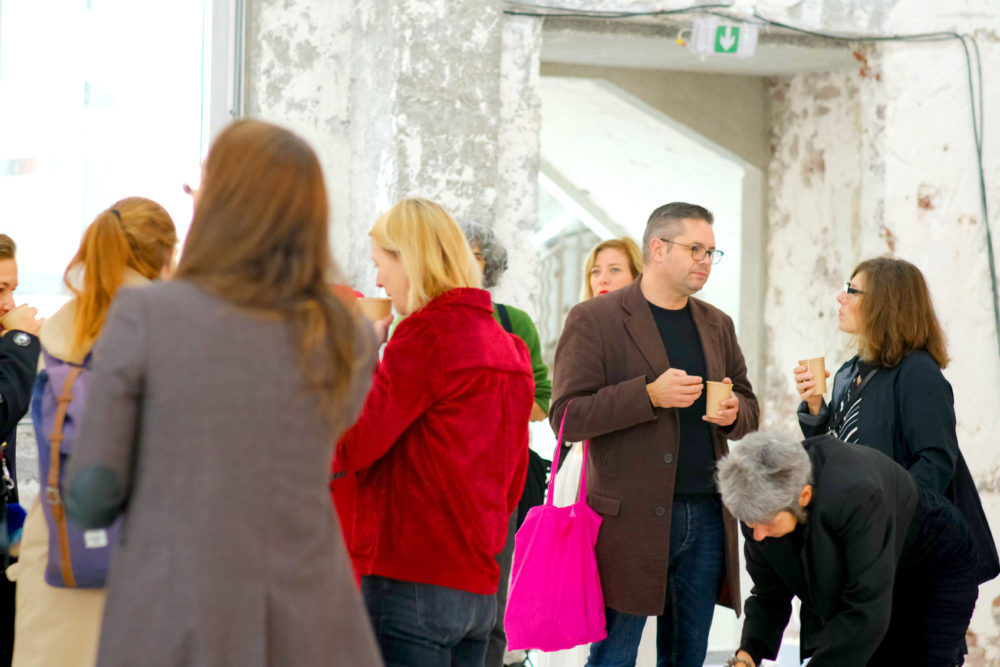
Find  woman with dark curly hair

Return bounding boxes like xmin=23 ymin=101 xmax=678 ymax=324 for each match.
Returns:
xmin=794 ymin=256 xmax=998 ymax=586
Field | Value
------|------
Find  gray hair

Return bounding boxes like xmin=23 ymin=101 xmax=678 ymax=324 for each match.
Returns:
xmin=716 ymin=432 xmax=813 ymax=525
xmin=460 ymin=222 xmax=508 ymax=289
xmin=641 ymin=202 xmax=713 ymax=264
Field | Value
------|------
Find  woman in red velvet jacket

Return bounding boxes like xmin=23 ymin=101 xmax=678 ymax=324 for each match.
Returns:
xmin=335 ymin=198 xmax=535 ymax=667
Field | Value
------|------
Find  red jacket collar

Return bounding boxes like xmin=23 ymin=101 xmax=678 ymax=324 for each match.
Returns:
xmin=420 ymin=287 xmax=493 ymax=314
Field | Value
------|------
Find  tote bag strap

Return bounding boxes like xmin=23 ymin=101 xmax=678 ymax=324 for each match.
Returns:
xmin=547 ymin=400 xmax=590 ymax=506
xmin=46 ymin=365 xmax=84 ymax=589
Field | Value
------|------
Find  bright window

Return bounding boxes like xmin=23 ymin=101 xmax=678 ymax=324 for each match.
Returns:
xmin=0 ymin=0 xmax=239 ymax=315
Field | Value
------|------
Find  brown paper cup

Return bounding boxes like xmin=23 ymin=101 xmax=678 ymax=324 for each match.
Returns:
xmin=357 ymin=297 xmax=392 ymax=321
xmin=0 ymin=304 xmax=28 ymax=330
xmin=705 ymin=381 xmax=733 ymax=418
xmin=798 ymin=357 xmax=827 ymax=395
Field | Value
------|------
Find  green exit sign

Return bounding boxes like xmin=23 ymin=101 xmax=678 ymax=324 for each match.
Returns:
xmin=689 ymin=19 xmax=758 ymax=58
xmin=715 ymin=25 xmax=740 ymax=53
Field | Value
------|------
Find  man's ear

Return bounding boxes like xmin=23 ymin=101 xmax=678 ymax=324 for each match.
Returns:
xmin=798 ymin=484 xmax=812 ymax=508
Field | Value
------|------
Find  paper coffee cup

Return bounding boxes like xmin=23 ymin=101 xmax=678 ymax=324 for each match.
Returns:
xmin=705 ymin=381 xmax=733 ymax=418
xmin=357 ymin=297 xmax=392 ymax=321
xmin=0 ymin=304 xmax=28 ymax=330
xmin=798 ymin=357 xmax=827 ymax=395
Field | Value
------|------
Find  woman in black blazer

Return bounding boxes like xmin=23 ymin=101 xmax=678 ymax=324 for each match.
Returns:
xmin=717 ymin=432 xmax=978 ymax=667
xmin=793 ymin=257 xmax=998 ymax=584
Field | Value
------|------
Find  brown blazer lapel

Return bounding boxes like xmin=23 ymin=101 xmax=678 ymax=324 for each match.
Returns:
xmin=689 ymin=298 xmax=723 ymax=382
xmin=621 ymin=280 xmax=670 ymax=377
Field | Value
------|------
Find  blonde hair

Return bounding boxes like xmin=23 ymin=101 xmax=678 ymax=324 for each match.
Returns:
xmin=582 ymin=237 xmax=643 ymax=300
xmin=370 ymin=198 xmax=481 ymax=313
xmin=66 ymin=197 xmax=177 ymax=357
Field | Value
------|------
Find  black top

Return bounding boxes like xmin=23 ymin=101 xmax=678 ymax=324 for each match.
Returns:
xmin=647 ymin=301 xmax=715 ymax=498
xmin=825 ymin=357 xmax=876 ymax=442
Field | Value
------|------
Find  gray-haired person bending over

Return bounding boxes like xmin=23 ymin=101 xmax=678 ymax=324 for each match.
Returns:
xmin=716 ymin=432 xmax=977 ymax=667
xmin=462 ymin=222 xmax=550 ymax=667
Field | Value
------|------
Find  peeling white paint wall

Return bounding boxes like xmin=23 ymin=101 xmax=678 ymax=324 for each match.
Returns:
xmin=766 ymin=8 xmax=1000 ymax=659
xmin=494 ymin=16 xmax=544 ymax=316
xmin=245 ymin=0 xmax=358 ymax=278
xmin=246 ymin=1 xmax=543 ymax=306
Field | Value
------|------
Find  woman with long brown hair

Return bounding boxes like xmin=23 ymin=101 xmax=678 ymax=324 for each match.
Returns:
xmin=794 ymin=256 xmax=998 ymax=587
xmin=9 ymin=198 xmax=176 ymax=667
xmin=63 ymin=120 xmax=382 ymax=666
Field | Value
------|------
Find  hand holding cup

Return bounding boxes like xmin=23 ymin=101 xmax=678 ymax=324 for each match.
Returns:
xmin=793 ymin=357 xmax=830 ymax=415
xmin=703 ymin=378 xmax=739 ymax=427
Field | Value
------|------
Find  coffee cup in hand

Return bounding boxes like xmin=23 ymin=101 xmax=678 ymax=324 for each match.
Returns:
xmin=705 ymin=381 xmax=733 ymax=418
xmin=357 ymin=297 xmax=392 ymax=322
xmin=798 ymin=357 xmax=827 ymax=396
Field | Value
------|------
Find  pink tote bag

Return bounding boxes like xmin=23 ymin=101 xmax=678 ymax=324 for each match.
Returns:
xmin=504 ymin=403 xmax=607 ymax=651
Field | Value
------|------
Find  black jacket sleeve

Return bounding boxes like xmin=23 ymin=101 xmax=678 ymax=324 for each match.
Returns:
xmin=740 ymin=528 xmax=795 ymax=666
xmin=893 ymin=353 xmax=958 ymax=494
xmin=0 ymin=330 xmax=40 ymax=436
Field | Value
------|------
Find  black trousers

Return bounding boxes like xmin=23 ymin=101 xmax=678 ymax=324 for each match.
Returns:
xmin=485 ymin=511 xmax=519 ymax=667
xmin=868 ymin=488 xmax=979 ymax=666
xmin=0 ymin=562 xmax=13 ymax=667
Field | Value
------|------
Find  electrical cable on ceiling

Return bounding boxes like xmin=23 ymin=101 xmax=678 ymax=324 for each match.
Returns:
xmin=503 ymin=1 xmax=1000 ymax=362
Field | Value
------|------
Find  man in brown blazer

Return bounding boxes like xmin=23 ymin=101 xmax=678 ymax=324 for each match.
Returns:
xmin=550 ymin=202 xmax=759 ymax=667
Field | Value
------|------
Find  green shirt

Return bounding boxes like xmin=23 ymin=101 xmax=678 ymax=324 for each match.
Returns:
xmin=493 ymin=303 xmax=551 ymax=416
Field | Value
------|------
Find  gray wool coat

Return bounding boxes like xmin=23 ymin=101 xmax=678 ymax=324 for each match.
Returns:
xmin=64 ymin=281 xmax=383 ymax=667
xmin=550 ymin=279 xmax=759 ymax=616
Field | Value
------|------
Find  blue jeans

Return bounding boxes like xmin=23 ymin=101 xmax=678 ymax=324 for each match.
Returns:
xmin=362 ymin=575 xmax=496 ymax=667
xmin=587 ymin=499 xmax=726 ymax=667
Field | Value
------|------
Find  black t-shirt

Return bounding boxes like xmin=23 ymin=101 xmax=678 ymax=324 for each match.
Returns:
xmin=648 ymin=301 xmax=717 ymax=498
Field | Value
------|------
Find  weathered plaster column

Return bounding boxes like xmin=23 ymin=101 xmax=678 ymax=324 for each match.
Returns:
xmin=246 ymin=0 xmax=544 ymax=314
xmin=764 ymin=11 xmax=1000 ymax=655
xmin=494 ymin=15 xmax=543 ymax=310
xmin=245 ymin=1 xmax=356 ymax=272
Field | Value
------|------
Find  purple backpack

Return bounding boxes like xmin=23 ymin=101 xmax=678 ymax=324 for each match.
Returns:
xmin=30 ymin=350 xmax=119 ymax=588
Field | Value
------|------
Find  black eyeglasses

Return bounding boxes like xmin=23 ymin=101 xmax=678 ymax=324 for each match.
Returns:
xmin=659 ymin=239 xmax=724 ymax=265
xmin=843 ymin=281 xmax=864 ymax=296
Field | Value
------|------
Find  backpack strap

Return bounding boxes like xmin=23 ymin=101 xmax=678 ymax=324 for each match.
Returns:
xmin=46 ymin=365 xmax=84 ymax=588
xmin=497 ymin=303 xmax=514 ymax=335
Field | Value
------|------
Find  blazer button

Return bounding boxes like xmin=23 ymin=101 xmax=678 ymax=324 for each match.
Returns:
xmin=663 ymin=453 xmax=674 ymax=464
xmin=655 ymin=506 xmax=666 ymax=517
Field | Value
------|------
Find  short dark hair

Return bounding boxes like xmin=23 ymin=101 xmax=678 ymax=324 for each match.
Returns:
xmin=642 ymin=202 xmax=713 ymax=263
xmin=0 ymin=235 xmax=16 ymax=260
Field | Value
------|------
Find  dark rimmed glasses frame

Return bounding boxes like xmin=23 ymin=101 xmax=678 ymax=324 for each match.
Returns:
xmin=659 ymin=238 xmax=724 ymax=265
